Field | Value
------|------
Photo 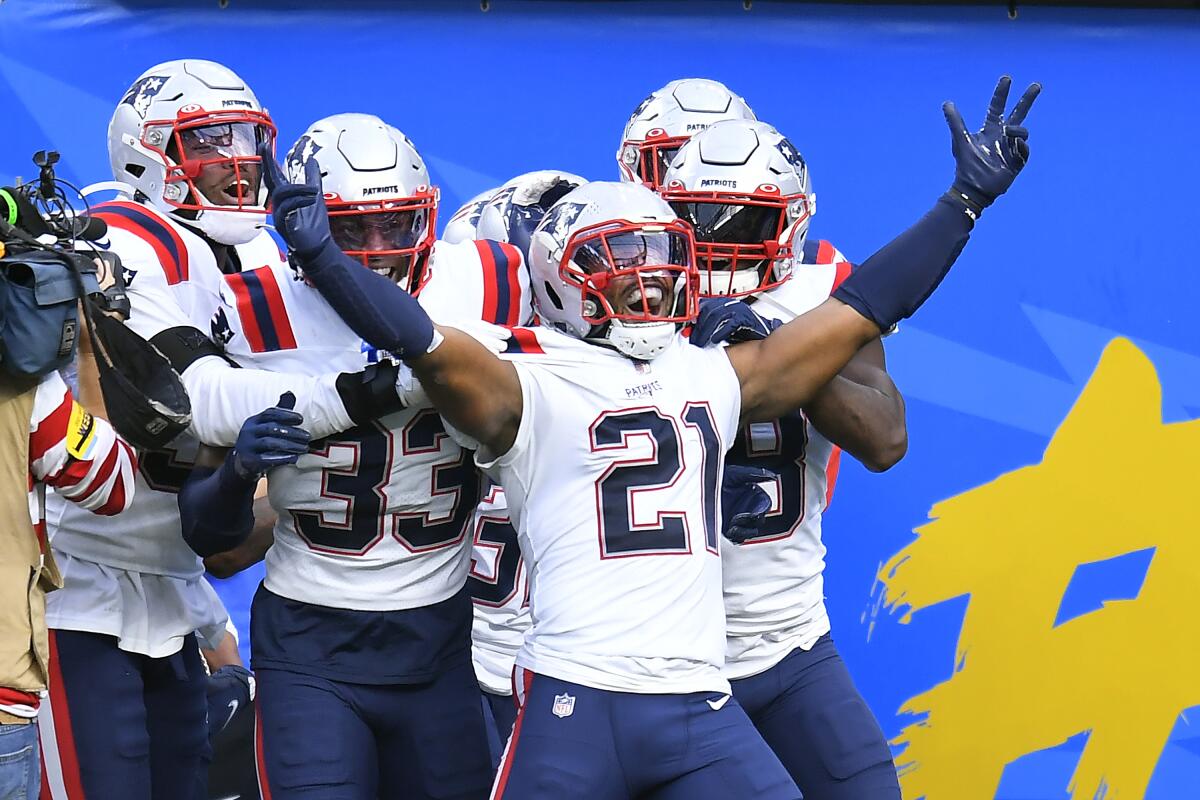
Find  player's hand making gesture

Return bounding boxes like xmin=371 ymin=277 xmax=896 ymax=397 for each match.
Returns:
xmin=944 ymin=75 xmax=1041 ymax=218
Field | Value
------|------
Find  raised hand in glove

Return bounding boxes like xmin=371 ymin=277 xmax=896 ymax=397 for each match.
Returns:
xmin=690 ymin=297 xmax=782 ymax=347
xmin=721 ymin=465 xmax=776 ymax=545
xmin=231 ymin=392 xmax=311 ymax=480
xmin=944 ymin=76 xmax=1041 ymax=218
xmin=260 ymin=144 xmax=334 ymax=260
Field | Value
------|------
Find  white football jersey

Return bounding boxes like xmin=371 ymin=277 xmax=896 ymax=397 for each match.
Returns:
xmin=721 ymin=239 xmax=853 ymax=680
xmin=482 ymin=327 xmax=741 ymax=695
xmin=46 ymin=199 xmax=275 ymax=657
xmin=219 ymin=239 xmax=527 ymax=611
xmin=48 ymin=199 xmax=283 ymax=579
xmin=467 ymin=484 xmax=529 ymax=695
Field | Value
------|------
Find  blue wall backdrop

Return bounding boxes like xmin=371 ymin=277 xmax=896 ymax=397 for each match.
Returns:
xmin=4 ymin=2 xmax=1198 ymax=797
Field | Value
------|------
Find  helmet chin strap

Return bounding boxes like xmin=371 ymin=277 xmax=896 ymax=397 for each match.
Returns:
xmin=188 ymin=205 xmax=267 ymax=246
xmin=600 ymin=318 xmax=677 ymax=361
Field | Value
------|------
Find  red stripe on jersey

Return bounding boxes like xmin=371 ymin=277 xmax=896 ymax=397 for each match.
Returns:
xmin=46 ymin=631 xmax=87 ymax=799
xmin=93 ymin=201 xmax=189 ymax=284
xmin=508 ymin=328 xmax=544 ymax=355
xmin=824 ymin=446 xmax=842 ymax=508
xmin=226 ymin=272 xmax=267 ymax=353
xmin=816 ymin=239 xmax=835 ymax=265
xmin=254 ymin=267 xmax=298 ymax=350
xmin=476 ymin=240 xmax=501 ymax=325
xmin=29 ymin=393 xmax=72 ymax=468
xmin=492 ymin=670 xmax=535 ymax=799
xmin=831 ymin=261 xmax=854 ymax=293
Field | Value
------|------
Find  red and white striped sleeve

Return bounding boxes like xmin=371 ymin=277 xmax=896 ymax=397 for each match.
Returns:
xmin=28 ymin=372 xmax=137 ymax=516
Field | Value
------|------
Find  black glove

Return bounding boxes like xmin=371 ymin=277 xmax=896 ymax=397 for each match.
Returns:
xmin=943 ymin=76 xmax=1041 ymax=218
xmin=721 ymin=465 xmax=775 ymax=545
xmin=690 ymin=297 xmax=782 ymax=347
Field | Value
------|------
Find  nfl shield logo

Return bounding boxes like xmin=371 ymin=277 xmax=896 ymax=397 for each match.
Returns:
xmin=551 ymin=693 xmax=575 ymax=718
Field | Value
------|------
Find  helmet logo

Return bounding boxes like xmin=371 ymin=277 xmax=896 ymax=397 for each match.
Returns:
xmin=699 ymin=178 xmax=736 ymax=188
xmin=179 ymin=103 xmax=202 ymax=114
xmin=285 ymin=134 xmax=322 ymax=178
xmin=120 ymin=75 xmax=168 ymax=119
xmin=541 ymin=201 xmax=587 ymax=242
xmin=222 ymin=99 xmax=253 ymax=108
xmin=777 ymin=137 xmax=806 ymax=171
xmin=363 ymin=185 xmax=399 ymax=196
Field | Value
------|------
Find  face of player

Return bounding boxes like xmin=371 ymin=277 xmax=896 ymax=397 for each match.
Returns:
xmin=176 ymin=122 xmax=267 ymax=207
xmin=572 ymin=229 xmax=689 ymax=319
xmin=329 ymin=208 xmax=429 ymax=284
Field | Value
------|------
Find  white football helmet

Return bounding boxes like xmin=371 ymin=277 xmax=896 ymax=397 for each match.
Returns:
xmin=661 ymin=119 xmax=814 ymax=297
xmin=476 ymin=170 xmax=588 ymax=261
xmin=108 ymin=59 xmax=275 ymax=245
xmin=442 ymin=189 xmax=495 ymax=245
xmin=285 ymin=113 xmax=438 ymax=292
xmin=617 ymin=78 xmax=756 ymax=190
xmin=528 ymin=181 xmax=698 ymax=361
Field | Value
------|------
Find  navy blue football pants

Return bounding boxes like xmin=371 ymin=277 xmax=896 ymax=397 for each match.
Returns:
xmin=254 ymin=654 xmax=492 ymax=800
xmin=731 ymin=634 xmax=902 ymax=800
xmin=481 ymin=691 xmax=519 ymax=770
xmin=493 ymin=671 xmax=800 ymax=800
xmin=38 ymin=629 xmax=210 ymax=800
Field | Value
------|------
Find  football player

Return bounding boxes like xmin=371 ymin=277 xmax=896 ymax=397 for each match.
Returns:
xmin=266 ymin=77 xmax=1038 ymax=799
xmin=443 ymin=170 xmax=586 ymax=763
xmin=617 ymin=78 xmax=756 ymax=189
xmin=40 ymin=62 xmax=411 ymax=800
xmin=663 ymin=118 xmax=906 ymax=798
xmin=183 ymin=113 xmax=533 ymax=800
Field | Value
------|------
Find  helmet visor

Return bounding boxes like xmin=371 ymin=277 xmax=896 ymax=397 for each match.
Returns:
xmin=564 ymin=223 xmax=698 ymax=325
xmin=158 ymin=112 xmax=276 ymax=212
xmin=670 ymin=201 xmax=783 ymax=246
xmin=326 ymin=199 xmax=436 ymax=290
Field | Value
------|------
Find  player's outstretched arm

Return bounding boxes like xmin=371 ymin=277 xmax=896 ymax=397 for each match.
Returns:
xmin=731 ymin=76 xmax=1039 ymax=423
xmin=260 ymin=148 xmax=523 ymax=454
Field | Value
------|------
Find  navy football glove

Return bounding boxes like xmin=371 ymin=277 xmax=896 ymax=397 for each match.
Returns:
xmin=231 ymin=392 xmax=311 ymax=480
xmin=721 ymin=465 xmax=775 ymax=545
xmin=691 ymin=297 xmax=782 ymax=347
xmin=260 ymin=144 xmax=335 ymax=260
xmin=205 ymin=664 xmax=253 ymax=744
xmin=944 ymin=76 xmax=1041 ymax=218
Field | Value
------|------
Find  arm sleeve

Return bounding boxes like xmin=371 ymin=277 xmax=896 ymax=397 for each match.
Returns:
xmin=831 ymin=195 xmax=973 ymax=331
xmin=177 ymin=456 xmax=257 ymax=558
xmin=181 ymin=355 xmax=358 ymax=446
xmin=30 ymin=372 xmax=137 ymax=516
xmin=299 ymin=240 xmax=435 ymax=358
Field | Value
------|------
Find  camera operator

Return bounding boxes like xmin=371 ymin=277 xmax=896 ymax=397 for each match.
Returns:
xmin=0 ymin=366 xmax=137 ymax=797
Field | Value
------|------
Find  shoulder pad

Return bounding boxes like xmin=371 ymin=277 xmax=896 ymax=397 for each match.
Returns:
xmin=91 ymin=200 xmax=190 ymax=285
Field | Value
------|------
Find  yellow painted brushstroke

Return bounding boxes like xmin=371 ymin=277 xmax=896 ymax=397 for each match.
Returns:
xmin=879 ymin=339 xmax=1200 ymax=799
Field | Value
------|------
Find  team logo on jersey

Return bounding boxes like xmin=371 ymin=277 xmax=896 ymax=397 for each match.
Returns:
xmin=122 ymin=263 xmax=138 ymax=286
xmin=120 ymin=75 xmax=169 ymax=119
xmin=210 ymin=307 xmax=234 ymax=347
xmin=551 ymin=693 xmax=576 ymax=718
xmin=286 ymin=135 xmax=323 ymax=178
